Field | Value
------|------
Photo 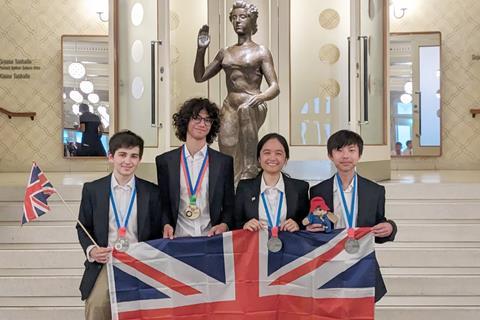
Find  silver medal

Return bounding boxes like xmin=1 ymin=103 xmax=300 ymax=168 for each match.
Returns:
xmin=344 ymin=238 xmax=360 ymax=254
xmin=267 ymin=237 xmax=283 ymax=253
xmin=114 ymin=237 xmax=130 ymax=252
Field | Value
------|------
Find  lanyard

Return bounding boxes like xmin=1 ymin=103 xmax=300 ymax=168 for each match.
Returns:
xmin=336 ymin=173 xmax=357 ymax=229
xmin=181 ymin=145 xmax=209 ymax=202
xmin=261 ymin=190 xmax=283 ymax=228
xmin=109 ymin=185 xmax=136 ymax=231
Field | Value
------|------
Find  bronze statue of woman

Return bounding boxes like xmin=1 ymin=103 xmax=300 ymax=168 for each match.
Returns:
xmin=194 ymin=0 xmax=280 ymax=184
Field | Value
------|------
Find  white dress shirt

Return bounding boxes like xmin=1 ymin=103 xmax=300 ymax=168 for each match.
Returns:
xmin=258 ymin=174 xmax=287 ymax=226
xmin=332 ymin=174 xmax=358 ymax=229
xmin=86 ymin=175 xmax=138 ymax=261
xmin=175 ymin=144 xmax=211 ymax=237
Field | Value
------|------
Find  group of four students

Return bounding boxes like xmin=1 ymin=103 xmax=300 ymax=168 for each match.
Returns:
xmin=77 ymin=97 xmax=397 ymax=319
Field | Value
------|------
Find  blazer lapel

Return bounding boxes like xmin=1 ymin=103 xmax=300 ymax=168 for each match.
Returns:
xmin=135 ymin=178 xmax=148 ymax=241
xmin=356 ymin=175 xmax=368 ymax=226
xmin=96 ymin=175 xmax=111 ymax=246
xmin=247 ymin=175 xmax=262 ymax=220
xmin=325 ymin=176 xmax=335 ymax=212
xmin=284 ymin=175 xmax=297 ymax=220
xmin=170 ymin=147 xmax=182 ymax=218
xmin=208 ymin=147 xmax=221 ymax=204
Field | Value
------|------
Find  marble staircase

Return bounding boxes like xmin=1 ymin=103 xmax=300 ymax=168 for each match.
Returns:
xmin=0 ymin=172 xmax=479 ymax=319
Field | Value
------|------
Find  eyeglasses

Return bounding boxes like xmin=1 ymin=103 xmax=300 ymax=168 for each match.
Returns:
xmin=191 ymin=114 xmax=213 ymax=126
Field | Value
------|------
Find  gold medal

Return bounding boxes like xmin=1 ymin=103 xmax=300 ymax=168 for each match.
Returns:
xmin=185 ymin=204 xmax=200 ymax=220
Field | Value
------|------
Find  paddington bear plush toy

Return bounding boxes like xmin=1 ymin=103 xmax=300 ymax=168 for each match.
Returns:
xmin=302 ymin=196 xmax=338 ymax=233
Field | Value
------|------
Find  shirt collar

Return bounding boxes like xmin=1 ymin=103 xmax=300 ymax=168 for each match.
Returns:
xmin=333 ymin=173 xmax=356 ymax=193
xmin=183 ymin=143 xmax=208 ymax=159
xmin=260 ymin=173 xmax=285 ymax=194
xmin=111 ymin=174 xmax=135 ymax=191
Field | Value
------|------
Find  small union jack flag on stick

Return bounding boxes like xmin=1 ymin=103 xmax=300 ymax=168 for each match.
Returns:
xmin=21 ymin=162 xmax=56 ymax=224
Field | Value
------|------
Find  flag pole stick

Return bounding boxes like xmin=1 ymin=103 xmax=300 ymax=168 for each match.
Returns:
xmin=55 ymin=191 xmax=99 ymax=248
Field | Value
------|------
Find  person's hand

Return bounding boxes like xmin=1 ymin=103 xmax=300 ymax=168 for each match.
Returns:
xmin=243 ymin=218 xmax=267 ymax=232
xmin=89 ymin=246 xmax=112 ymax=264
xmin=197 ymin=25 xmax=210 ymax=49
xmin=372 ymin=222 xmax=393 ymax=238
xmin=163 ymin=224 xmax=174 ymax=239
xmin=306 ymin=223 xmax=325 ymax=233
xmin=280 ymin=219 xmax=299 ymax=232
xmin=247 ymin=94 xmax=265 ymax=108
xmin=208 ymin=223 xmax=228 ymax=236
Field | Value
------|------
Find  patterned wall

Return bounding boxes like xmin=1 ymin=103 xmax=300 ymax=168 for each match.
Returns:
xmin=0 ymin=0 xmax=109 ymax=172
xmin=391 ymin=0 xmax=480 ymax=170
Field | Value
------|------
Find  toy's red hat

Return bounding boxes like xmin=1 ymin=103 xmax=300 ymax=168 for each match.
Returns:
xmin=310 ymin=196 xmax=330 ymax=212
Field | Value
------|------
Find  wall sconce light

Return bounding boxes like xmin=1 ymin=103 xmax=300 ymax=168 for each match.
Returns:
xmin=390 ymin=0 xmax=408 ymax=19
xmin=97 ymin=11 xmax=108 ymax=22
xmin=393 ymin=6 xmax=407 ymax=19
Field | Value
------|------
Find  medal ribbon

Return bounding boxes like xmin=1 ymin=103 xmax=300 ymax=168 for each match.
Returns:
xmin=180 ymin=145 xmax=209 ymax=203
xmin=261 ymin=190 xmax=283 ymax=228
xmin=336 ymin=173 xmax=357 ymax=230
xmin=109 ymin=184 xmax=136 ymax=235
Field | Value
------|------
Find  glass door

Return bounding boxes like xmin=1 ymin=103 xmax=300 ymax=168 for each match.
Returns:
xmin=114 ymin=0 xmax=166 ymax=150
xmin=357 ymin=0 xmax=386 ymax=145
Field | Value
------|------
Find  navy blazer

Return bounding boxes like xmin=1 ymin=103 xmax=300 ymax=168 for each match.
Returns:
xmin=155 ymin=146 xmax=235 ymax=230
xmin=234 ymin=173 xmax=310 ymax=229
xmin=309 ymin=174 xmax=397 ymax=302
xmin=76 ymin=174 xmax=162 ymax=300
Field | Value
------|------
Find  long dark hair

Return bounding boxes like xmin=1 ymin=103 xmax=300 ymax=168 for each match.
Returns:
xmin=257 ymin=133 xmax=290 ymax=160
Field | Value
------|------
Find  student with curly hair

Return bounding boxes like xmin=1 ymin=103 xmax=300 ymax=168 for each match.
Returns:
xmin=155 ymin=97 xmax=235 ymax=238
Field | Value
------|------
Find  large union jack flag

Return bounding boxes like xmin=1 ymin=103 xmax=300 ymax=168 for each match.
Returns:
xmin=108 ymin=228 xmax=376 ymax=320
xmin=22 ymin=162 xmax=56 ymax=224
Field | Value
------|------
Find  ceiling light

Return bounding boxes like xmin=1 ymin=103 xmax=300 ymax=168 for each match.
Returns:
xmin=400 ymin=93 xmax=412 ymax=104
xmin=69 ymin=90 xmax=84 ymax=103
xmin=88 ymin=93 xmax=100 ymax=104
xmin=403 ymin=81 xmax=412 ymax=94
xmin=80 ymin=80 xmax=94 ymax=94
xmin=68 ymin=62 xmax=86 ymax=79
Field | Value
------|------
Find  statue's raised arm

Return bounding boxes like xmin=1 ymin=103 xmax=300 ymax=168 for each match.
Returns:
xmin=193 ymin=0 xmax=280 ymax=184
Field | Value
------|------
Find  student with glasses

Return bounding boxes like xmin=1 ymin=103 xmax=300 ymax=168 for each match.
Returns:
xmin=155 ymin=98 xmax=235 ymax=238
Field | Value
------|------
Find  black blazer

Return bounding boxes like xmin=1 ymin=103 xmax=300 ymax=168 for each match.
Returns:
xmin=234 ymin=173 xmax=310 ymax=229
xmin=155 ymin=146 xmax=235 ymax=230
xmin=76 ymin=174 xmax=162 ymax=300
xmin=309 ymin=174 xmax=397 ymax=302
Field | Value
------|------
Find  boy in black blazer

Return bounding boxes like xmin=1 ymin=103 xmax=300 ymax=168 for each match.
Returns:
xmin=309 ymin=130 xmax=397 ymax=302
xmin=76 ymin=130 xmax=162 ymax=319
xmin=156 ymin=98 xmax=234 ymax=238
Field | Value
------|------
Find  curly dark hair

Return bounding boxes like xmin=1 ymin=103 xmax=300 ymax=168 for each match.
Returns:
xmin=172 ymin=98 xmax=221 ymax=144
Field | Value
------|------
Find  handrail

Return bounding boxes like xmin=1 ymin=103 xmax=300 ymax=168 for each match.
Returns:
xmin=0 ymin=107 xmax=36 ymax=120
xmin=470 ymin=108 xmax=480 ymax=118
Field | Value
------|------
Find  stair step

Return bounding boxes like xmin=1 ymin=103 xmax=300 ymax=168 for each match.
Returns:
xmin=386 ymin=200 xmax=480 ymax=220
xmin=376 ymin=247 xmax=480 ymax=267
xmin=0 ymin=307 xmax=84 ymax=320
xmin=375 ymin=306 xmax=480 ymax=320
xmin=384 ymin=274 xmax=480 ymax=295
xmin=0 ymin=225 xmax=78 ymax=244
xmin=383 ymin=182 xmax=480 ymax=200
xmin=0 ymin=276 xmax=81 ymax=297
xmin=0 ymin=202 xmax=79 ymax=223
xmin=0 ymin=249 xmax=84 ymax=269
xmin=379 ymin=296 xmax=480 ymax=306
